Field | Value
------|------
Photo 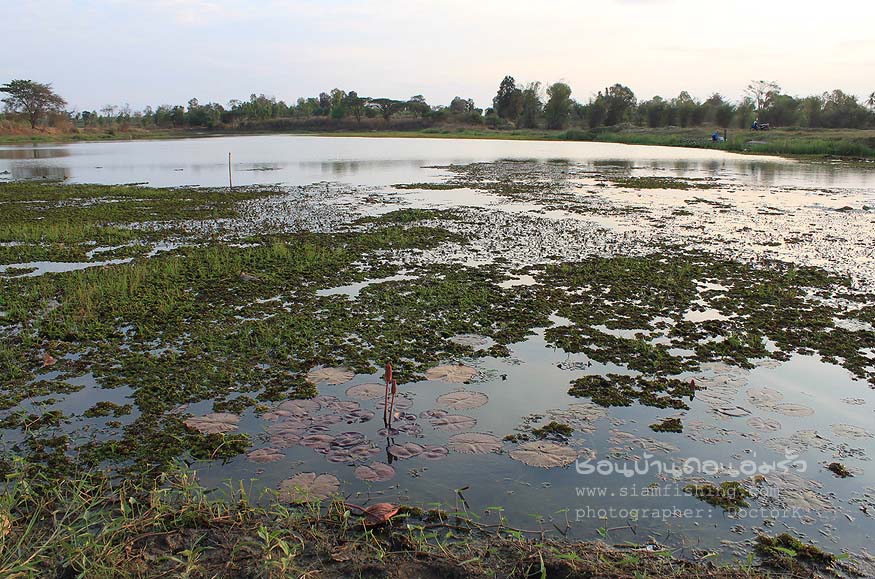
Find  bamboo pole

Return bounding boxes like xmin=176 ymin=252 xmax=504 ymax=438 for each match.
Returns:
xmin=228 ymin=152 xmax=233 ymax=190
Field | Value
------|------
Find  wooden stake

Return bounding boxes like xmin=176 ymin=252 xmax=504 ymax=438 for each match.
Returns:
xmin=228 ymin=152 xmax=233 ymax=190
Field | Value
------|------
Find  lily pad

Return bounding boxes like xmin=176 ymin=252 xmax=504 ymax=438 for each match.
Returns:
xmin=746 ymin=387 xmax=784 ymax=407
xmin=832 ymin=424 xmax=873 ymax=439
xmin=421 ymin=445 xmax=449 ymax=460
xmin=345 ymin=382 xmax=386 ymax=400
xmin=436 ymin=390 xmax=488 ymax=410
xmin=388 ymin=442 xmax=423 ymax=459
xmin=448 ymin=433 xmax=502 ymax=454
xmin=247 ymin=448 xmax=284 ymax=463
xmin=355 ymin=462 xmax=395 ymax=482
xmin=747 ymin=416 xmax=782 ymax=432
xmin=184 ymin=413 xmax=240 ymax=435
xmin=278 ymin=473 xmax=340 ymax=503
xmin=306 ymin=366 xmax=355 ymax=385
xmin=425 ymin=363 xmax=478 ymax=383
xmin=429 ymin=414 xmax=477 ymax=432
xmin=300 ymin=434 xmax=334 ymax=450
xmin=509 ymin=441 xmax=579 ymax=468
xmin=771 ymin=403 xmax=814 ymax=417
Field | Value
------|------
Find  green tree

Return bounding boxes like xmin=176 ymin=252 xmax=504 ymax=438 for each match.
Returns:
xmin=518 ymin=82 xmax=542 ymax=129
xmin=493 ymin=75 xmax=522 ymax=121
xmin=406 ymin=95 xmax=431 ymax=118
xmin=371 ymin=98 xmax=402 ymax=121
xmin=1 ymin=80 xmax=67 ymax=128
xmin=604 ymin=84 xmax=636 ymax=126
xmin=544 ymin=82 xmax=572 ymax=129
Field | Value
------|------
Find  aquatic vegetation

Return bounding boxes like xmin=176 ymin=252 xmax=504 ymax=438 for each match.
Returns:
xmin=509 ymin=441 xmax=580 ymax=468
xmin=608 ymin=176 xmax=719 ymax=190
xmin=247 ymin=447 xmax=284 ymax=463
xmin=827 ymin=462 xmax=853 ymax=478
xmin=435 ymin=389 xmax=488 ymax=410
xmin=531 ymin=421 xmax=574 ymax=440
xmin=447 ymin=433 xmax=503 ymax=454
xmin=649 ymin=417 xmax=683 ymax=433
xmin=278 ymin=472 xmax=340 ymax=502
xmin=183 ymin=412 xmax=240 ymax=435
xmin=345 ymin=382 xmax=385 ymax=400
xmin=425 ymin=363 xmax=478 ymax=383
xmin=683 ymin=481 xmax=752 ymax=511
xmin=429 ymin=413 xmax=477 ymax=431
xmin=754 ymin=532 xmax=837 ymax=572
xmin=353 ymin=462 xmax=396 ymax=482
xmin=306 ymin=366 xmax=355 ymax=385
xmin=568 ymin=374 xmax=695 ymax=409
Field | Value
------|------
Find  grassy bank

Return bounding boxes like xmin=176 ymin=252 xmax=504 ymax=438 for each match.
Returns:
xmin=0 ymin=462 xmax=837 ymax=578
xmin=3 ymin=125 xmax=875 ymax=160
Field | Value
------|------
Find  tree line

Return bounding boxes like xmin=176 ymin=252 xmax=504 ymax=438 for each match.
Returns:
xmin=3 ymin=78 xmax=875 ymax=132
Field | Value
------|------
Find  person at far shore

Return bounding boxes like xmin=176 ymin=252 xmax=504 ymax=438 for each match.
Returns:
xmin=712 ymin=130 xmax=724 ymax=142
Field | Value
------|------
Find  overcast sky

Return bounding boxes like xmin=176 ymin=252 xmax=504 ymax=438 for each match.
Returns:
xmin=3 ymin=0 xmax=874 ymax=112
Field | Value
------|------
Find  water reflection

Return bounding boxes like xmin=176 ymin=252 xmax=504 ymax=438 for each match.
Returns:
xmin=0 ymin=147 xmax=71 ymax=160
xmin=0 ymin=134 xmax=872 ymax=189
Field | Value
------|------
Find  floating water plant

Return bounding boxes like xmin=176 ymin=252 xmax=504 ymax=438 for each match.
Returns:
xmin=683 ymin=481 xmax=751 ymax=511
xmin=649 ymin=417 xmax=683 ymax=433
xmin=278 ymin=472 xmax=340 ymax=503
xmin=508 ymin=441 xmax=580 ymax=468
xmin=183 ymin=412 xmax=240 ymax=435
xmin=436 ymin=390 xmax=488 ymax=410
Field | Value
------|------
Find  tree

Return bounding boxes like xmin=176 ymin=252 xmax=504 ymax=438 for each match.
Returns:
xmin=745 ymin=80 xmax=780 ymax=113
xmin=518 ymin=82 xmax=542 ymax=129
xmin=370 ymin=98 xmax=402 ymax=121
xmin=493 ymin=75 xmax=522 ymax=121
xmin=406 ymin=95 xmax=431 ymax=118
xmin=1 ymin=80 xmax=67 ymax=128
xmin=867 ymin=92 xmax=875 ymax=109
xmin=449 ymin=96 xmax=475 ymax=114
xmin=544 ymin=82 xmax=572 ymax=129
xmin=604 ymin=84 xmax=636 ymax=126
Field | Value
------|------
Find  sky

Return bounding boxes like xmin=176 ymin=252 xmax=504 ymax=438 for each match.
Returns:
xmin=3 ymin=0 xmax=874 ymax=112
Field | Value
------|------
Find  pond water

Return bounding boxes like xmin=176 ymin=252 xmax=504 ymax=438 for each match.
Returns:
xmin=2 ymin=135 xmax=875 ymax=566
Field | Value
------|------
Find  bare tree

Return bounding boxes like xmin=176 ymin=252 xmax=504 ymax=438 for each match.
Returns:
xmin=746 ymin=80 xmax=780 ymax=113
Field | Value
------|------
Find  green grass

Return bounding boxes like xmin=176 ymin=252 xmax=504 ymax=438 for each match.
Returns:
xmin=0 ymin=460 xmax=803 ymax=578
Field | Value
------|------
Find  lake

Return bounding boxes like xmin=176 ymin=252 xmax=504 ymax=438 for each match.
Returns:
xmin=1 ymin=135 xmax=874 ymax=566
